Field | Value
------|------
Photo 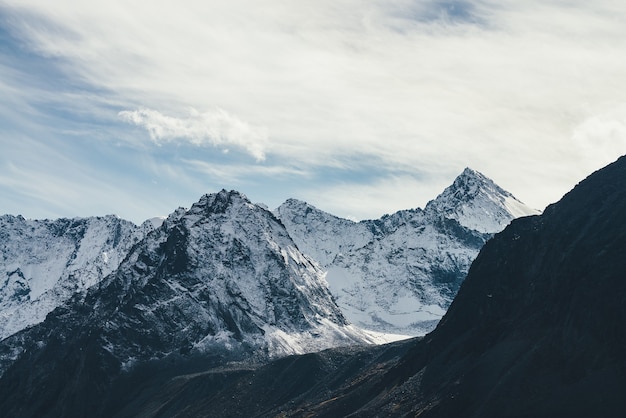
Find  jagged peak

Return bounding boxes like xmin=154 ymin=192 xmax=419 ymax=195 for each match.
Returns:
xmin=0 ymin=214 xmax=26 ymax=223
xmin=453 ymin=167 xmax=510 ymax=198
xmin=189 ymin=189 xmax=253 ymax=216
xmin=277 ymin=198 xmax=355 ymax=225
xmin=283 ymin=197 xmax=307 ymax=205
xmin=460 ymin=166 xmax=485 ymax=177
xmin=201 ymin=188 xmax=249 ymax=203
xmin=460 ymin=166 xmax=481 ymax=177
xmin=278 ymin=198 xmax=319 ymax=212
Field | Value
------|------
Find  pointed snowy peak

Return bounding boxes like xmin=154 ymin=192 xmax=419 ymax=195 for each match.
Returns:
xmin=425 ymin=168 xmax=540 ymax=233
xmin=431 ymin=167 xmax=510 ymax=209
xmin=276 ymin=198 xmax=356 ymax=228
xmin=280 ymin=197 xmax=309 ymax=208
xmin=278 ymin=197 xmax=330 ymax=214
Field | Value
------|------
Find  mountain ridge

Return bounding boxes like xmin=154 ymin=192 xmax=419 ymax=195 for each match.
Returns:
xmin=1 ymin=168 xmax=535 ymax=340
xmin=276 ymin=167 xmax=539 ymax=335
xmin=0 ymin=214 xmax=154 ymax=339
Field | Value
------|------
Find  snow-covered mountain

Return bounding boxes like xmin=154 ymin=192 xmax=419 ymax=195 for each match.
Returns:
xmin=276 ymin=168 xmax=539 ymax=336
xmin=0 ymin=168 xmax=536 ymax=354
xmin=424 ymin=168 xmax=537 ymax=233
xmin=0 ymin=215 xmax=154 ymax=340
xmin=0 ymin=190 xmax=373 ymax=381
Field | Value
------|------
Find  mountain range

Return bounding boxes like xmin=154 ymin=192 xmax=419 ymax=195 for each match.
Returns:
xmin=0 ymin=167 xmax=552 ymax=416
xmin=1 ymin=168 xmax=536 ymax=342
xmin=14 ymin=154 xmax=618 ymax=418
xmin=276 ymin=168 xmax=539 ymax=335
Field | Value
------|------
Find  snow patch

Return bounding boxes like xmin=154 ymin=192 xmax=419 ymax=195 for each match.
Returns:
xmin=504 ymin=196 xmax=541 ymax=218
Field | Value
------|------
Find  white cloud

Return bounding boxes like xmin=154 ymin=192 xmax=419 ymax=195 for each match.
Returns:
xmin=181 ymin=159 xmax=311 ymax=184
xmin=118 ymin=107 xmax=268 ymax=161
xmin=572 ymin=105 xmax=626 ymax=172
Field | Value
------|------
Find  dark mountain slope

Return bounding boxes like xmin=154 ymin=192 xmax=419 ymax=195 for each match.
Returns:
xmin=307 ymin=155 xmax=626 ymax=417
xmin=408 ymin=156 xmax=626 ymax=417
xmin=111 ymin=340 xmax=416 ymax=418
xmin=129 ymin=156 xmax=626 ymax=417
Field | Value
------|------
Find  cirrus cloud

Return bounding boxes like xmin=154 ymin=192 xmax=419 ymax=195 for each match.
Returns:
xmin=2 ymin=1 xmax=626 ymax=222
xmin=572 ymin=105 xmax=626 ymax=171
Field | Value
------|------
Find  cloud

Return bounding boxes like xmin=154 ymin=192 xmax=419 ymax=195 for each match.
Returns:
xmin=380 ymin=0 xmax=487 ymax=28
xmin=182 ymin=159 xmax=310 ymax=184
xmin=572 ymin=105 xmax=626 ymax=171
xmin=118 ymin=107 xmax=268 ymax=161
xmin=297 ymin=174 xmax=452 ymax=221
xmin=2 ymin=0 xmax=626 ymax=219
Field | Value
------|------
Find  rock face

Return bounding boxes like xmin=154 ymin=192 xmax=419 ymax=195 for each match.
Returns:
xmin=0 ymin=190 xmax=371 ymax=417
xmin=110 ymin=156 xmax=626 ymax=418
xmin=0 ymin=214 xmax=152 ymax=339
xmin=276 ymin=168 xmax=539 ymax=335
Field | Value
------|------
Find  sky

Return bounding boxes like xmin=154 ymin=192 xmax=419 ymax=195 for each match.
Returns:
xmin=1 ymin=0 xmax=626 ymax=224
